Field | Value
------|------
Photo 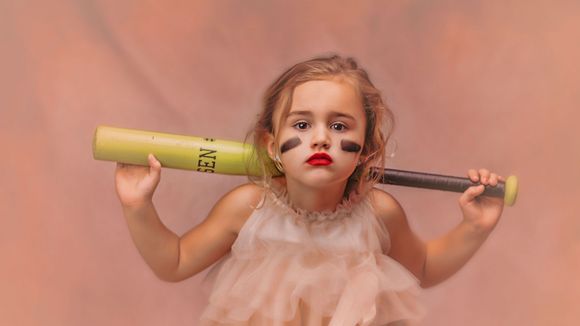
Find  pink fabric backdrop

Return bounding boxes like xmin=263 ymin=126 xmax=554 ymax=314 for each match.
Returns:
xmin=1 ymin=0 xmax=579 ymax=325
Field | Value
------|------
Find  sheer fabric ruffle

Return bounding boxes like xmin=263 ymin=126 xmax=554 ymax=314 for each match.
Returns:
xmin=201 ymin=189 xmax=423 ymax=325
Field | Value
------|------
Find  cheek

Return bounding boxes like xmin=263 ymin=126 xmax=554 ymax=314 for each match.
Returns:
xmin=340 ymin=139 xmax=362 ymax=153
xmin=280 ymin=137 xmax=302 ymax=154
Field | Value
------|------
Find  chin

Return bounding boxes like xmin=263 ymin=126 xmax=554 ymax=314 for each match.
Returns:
xmin=299 ymin=173 xmax=351 ymax=189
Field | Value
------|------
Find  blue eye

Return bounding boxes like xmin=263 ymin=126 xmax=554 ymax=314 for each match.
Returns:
xmin=293 ymin=121 xmax=310 ymax=130
xmin=330 ymin=122 xmax=348 ymax=131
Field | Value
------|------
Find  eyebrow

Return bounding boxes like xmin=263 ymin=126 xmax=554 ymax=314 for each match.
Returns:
xmin=287 ymin=110 xmax=356 ymax=121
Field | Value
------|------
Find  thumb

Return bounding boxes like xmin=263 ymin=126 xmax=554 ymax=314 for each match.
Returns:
xmin=459 ymin=184 xmax=485 ymax=206
xmin=147 ymin=154 xmax=162 ymax=180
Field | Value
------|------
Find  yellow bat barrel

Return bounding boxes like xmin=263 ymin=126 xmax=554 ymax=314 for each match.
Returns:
xmin=93 ymin=126 xmax=270 ymax=176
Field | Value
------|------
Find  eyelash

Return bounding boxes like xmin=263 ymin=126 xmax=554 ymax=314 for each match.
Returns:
xmin=293 ymin=121 xmax=310 ymax=130
xmin=330 ymin=122 xmax=348 ymax=131
xmin=291 ymin=121 xmax=349 ymax=132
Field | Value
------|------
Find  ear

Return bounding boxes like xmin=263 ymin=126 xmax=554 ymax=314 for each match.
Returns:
xmin=264 ymin=133 xmax=277 ymax=160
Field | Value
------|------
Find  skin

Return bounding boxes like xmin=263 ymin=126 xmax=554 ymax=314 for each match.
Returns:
xmin=266 ymin=79 xmax=367 ymax=211
xmin=340 ymin=139 xmax=362 ymax=153
xmin=280 ymin=137 xmax=302 ymax=154
xmin=115 ymin=78 xmax=505 ymax=288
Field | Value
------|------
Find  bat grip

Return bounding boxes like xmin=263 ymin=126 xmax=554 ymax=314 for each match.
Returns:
xmin=373 ymin=168 xmax=518 ymax=206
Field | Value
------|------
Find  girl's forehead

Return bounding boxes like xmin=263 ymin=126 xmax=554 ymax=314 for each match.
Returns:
xmin=270 ymin=78 xmax=365 ymax=134
xmin=288 ymin=80 xmax=364 ymax=116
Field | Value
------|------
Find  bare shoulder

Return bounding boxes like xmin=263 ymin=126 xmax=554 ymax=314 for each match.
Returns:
xmin=173 ymin=183 xmax=265 ymax=280
xmin=205 ymin=182 xmax=265 ymax=235
xmin=369 ymin=187 xmax=407 ymax=225
xmin=220 ymin=182 xmax=265 ymax=208
xmin=368 ymin=188 xmax=425 ymax=278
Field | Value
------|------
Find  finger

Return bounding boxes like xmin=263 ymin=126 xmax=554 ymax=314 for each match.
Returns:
xmin=498 ymin=175 xmax=505 ymax=182
xmin=147 ymin=154 xmax=162 ymax=176
xmin=489 ymin=173 xmax=498 ymax=186
xmin=468 ymin=169 xmax=479 ymax=182
xmin=479 ymin=168 xmax=490 ymax=184
xmin=148 ymin=153 xmax=161 ymax=167
xmin=459 ymin=184 xmax=485 ymax=206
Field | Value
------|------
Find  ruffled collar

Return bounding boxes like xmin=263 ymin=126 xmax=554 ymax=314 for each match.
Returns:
xmin=266 ymin=187 xmax=366 ymax=223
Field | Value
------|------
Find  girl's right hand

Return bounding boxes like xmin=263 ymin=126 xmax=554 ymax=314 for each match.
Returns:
xmin=115 ymin=154 xmax=162 ymax=208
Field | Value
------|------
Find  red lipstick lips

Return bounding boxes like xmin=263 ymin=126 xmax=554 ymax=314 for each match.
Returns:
xmin=307 ymin=152 xmax=333 ymax=166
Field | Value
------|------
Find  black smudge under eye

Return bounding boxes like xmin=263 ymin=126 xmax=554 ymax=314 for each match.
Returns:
xmin=280 ymin=137 xmax=302 ymax=154
xmin=341 ymin=140 xmax=362 ymax=153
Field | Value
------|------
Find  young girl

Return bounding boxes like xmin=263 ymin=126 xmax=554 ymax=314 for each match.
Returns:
xmin=115 ymin=55 xmax=505 ymax=325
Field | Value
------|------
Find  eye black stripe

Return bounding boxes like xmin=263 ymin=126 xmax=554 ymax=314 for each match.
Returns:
xmin=340 ymin=140 xmax=361 ymax=153
xmin=280 ymin=137 xmax=302 ymax=153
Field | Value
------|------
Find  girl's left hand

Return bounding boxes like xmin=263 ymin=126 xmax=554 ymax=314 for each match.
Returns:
xmin=459 ymin=168 xmax=505 ymax=233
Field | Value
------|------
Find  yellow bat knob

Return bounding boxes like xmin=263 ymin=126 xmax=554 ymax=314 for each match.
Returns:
xmin=503 ymin=175 xmax=518 ymax=206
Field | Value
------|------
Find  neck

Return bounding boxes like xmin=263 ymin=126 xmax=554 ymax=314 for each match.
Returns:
xmin=283 ymin=179 xmax=348 ymax=212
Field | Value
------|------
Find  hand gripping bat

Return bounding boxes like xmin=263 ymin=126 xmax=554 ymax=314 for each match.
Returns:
xmin=93 ymin=126 xmax=518 ymax=206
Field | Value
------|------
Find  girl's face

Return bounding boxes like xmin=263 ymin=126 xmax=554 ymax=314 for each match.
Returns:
xmin=268 ymin=79 xmax=367 ymax=190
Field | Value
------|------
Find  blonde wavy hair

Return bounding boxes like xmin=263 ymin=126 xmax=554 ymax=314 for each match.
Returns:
xmin=247 ymin=54 xmax=394 ymax=197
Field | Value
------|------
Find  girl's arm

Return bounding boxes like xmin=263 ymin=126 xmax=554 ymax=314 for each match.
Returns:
xmin=115 ymin=154 xmax=262 ymax=282
xmin=373 ymin=168 xmax=505 ymax=288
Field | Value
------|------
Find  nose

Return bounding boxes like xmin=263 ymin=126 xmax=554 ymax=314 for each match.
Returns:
xmin=310 ymin=125 xmax=331 ymax=149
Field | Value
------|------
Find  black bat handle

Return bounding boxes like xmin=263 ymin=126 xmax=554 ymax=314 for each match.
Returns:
xmin=374 ymin=168 xmax=505 ymax=198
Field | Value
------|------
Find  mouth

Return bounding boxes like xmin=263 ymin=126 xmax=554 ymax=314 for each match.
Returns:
xmin=306 ymin=152 xmax=333 ymax=166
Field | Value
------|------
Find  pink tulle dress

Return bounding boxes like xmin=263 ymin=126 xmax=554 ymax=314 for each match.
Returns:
xmin=201 ymin=188 xmax=424 ymax=325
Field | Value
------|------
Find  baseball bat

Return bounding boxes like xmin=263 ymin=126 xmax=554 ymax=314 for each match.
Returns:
xmin=93 ymin=126 xmax=518 ymax=206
